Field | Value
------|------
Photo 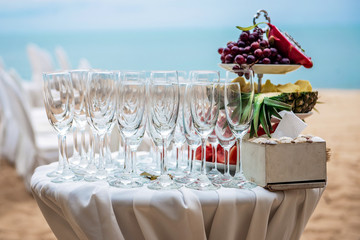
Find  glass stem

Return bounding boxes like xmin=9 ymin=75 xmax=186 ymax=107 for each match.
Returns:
xmin=158 ymin=148 xmax=162 ymax=171
xmin=131 ymin=149 xmax=137 ymax=174
xmin=214 ymin=143 xmax=218 ymax=169
xmin=105 ymin=132 xmax=112 ymax=166
xmin=235 ymin=137 xmax=242 ymax=176
xmin=73 ymin=125 xmax=79 ymax=157
xmin=57 ymin=134 xmax=64 ymax=171
xmin=79 ymin=128 xmax=87 ymax=165
xmin=190 ymin=148 xmax=195 ymax=174
xmin=98 ymin=134 xmax=106 ymax=171
xmin=161 ymin=139 xmax=167 ymax=176
xmin=91 ymin=133 xmax=96 ymax=165
xmin=124 ymin=140 xmax=129 ymax=172
xmin=88 ymin=129 xmax=93 ymax=163
xmin=118 ymin=135 xmax=123 ymax=160
xmin=200 ymin=138 xmax=207 ymax=175
xmin=225 ymin=147 xmax=230 ymax=176
xmin=175 ymin=146 xmax=180 ymax=170
xmin=187 ymin=145 xmax=191 ymax=169
xmin=60 ymin=134 xmax=71 ymax=174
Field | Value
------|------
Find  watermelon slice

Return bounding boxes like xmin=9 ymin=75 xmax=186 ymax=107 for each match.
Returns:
xmin=267 ymin=23 xmax=313 ymax=68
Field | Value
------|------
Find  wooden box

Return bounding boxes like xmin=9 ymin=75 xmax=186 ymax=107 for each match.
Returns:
xmin=242 ymin=137 xmax=327 ymax=191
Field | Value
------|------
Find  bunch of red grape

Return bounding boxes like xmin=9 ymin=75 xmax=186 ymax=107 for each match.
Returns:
xmin=218 ymin=28 xmax=290 ymax=65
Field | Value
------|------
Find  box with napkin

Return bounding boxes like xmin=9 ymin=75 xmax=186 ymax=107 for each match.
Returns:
xmin=242 ymin=111 xmax=327 ymax=191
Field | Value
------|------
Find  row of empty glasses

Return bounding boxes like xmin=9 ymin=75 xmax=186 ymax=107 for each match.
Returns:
xmin=42 ymin=69 xmax=256 ymax=190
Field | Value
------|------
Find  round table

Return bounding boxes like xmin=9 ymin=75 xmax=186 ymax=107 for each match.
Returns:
xmin=31 ymin=163 xmax=324 ymax=240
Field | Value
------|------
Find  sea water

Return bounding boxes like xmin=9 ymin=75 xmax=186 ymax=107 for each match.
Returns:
xmin=0 ymin=24 xmax=359 ymax=89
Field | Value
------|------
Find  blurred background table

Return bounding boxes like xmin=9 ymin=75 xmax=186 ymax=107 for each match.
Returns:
xmin=31 ymin=163 xmax=324 ymax=240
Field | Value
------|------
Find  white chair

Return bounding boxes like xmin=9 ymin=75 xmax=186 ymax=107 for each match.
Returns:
xmin=0 ymin=73 xmax=21 ymax=164
xmin=78 ymin=58 xmax=91 ymax=69
xmin=55 ymin=46 xmax=71 ymax=70
xmin=26 ymin=44 xmax=55 ymax=107
xmin=0 ymin=68 xmax=64 ymax=190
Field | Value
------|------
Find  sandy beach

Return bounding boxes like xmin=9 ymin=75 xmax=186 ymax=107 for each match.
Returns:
xmin=0 ymin=89 xmax=359 ymax=240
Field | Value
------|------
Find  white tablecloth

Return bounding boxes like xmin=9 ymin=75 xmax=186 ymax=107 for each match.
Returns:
xmin=31 ymin=163 xmax=324 ymax=240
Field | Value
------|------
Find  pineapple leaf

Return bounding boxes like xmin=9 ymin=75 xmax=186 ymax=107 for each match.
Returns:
xmin=264 ymin=97 xmax=292 ymax=110
xmin=268 ymin=106 xmax=282 ymax=120
xmin=265 ymin=105 xmax=273 ymax=132
xmin=252 ymin=95 xmax=265 ymax=134
xmin=259 ymin=104 xmax=271 ymax=137
xmin=250 ymin=119 xmax=256 ymax=138
xmin=240 ymin=101 xmax=252 ymax=123
xmin=313 ymin=107 xmax=320 ymax=113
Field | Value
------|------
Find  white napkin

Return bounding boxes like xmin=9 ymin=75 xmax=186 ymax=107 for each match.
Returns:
xmin=272 ymin=111 xmax=307 ymax=139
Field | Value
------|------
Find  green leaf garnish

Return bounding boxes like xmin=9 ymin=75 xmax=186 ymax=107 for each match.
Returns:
xmin=236 ymin=22 xmax=267 ymax=31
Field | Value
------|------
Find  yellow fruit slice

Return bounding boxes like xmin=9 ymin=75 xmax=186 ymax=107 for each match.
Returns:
xmin=261 ymin=79 xmax=278 ymax=93
xmin=294 ymin=80 xmax=312 ymax=92
xmin=232 ymin=76 xmax=257 ymax=93
xmin=232 ymin=76 xmax=246 ymax=86
xmin=276 ymin=83 xmax=300 ymax=93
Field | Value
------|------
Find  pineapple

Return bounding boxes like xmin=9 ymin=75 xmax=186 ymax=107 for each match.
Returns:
xmin=259 ymin=79 xmax=318 ymax=113
xmin=231 ymin=78 xmax=319 ymax=137
xmin=272 ymin=91 xmax=318 ymax=113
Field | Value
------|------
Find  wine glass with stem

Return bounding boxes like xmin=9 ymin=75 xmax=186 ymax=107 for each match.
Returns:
xmin=84 ymin=71 xmax=117 ymax=182
xmin=110 ymin=71 xmax=146 ymax=188
xmin=43 ymin=71 xmax=82 ymax=182
xmin=146 ymin=109 xmax=174 ymax=176
xmin=169 ymin=71 xmax=187 ymax=177
xmin=125 ymin=112 xmax=148 ymax=183
xmin=223 ymin=68 xmax=256 ymax=189
xmin=186 ymin=70 xmax=220 ymax=191
xmin=174 ymin=83 xmax=201 ymax=184
xmin=147 ymin=71 xmax=181 ymax=190
xmin=213 ymin=84 xmax=236 ymax=184
xmin=70 ymin=70 xmax=89 ymax=175
xmin=110 ymin=115 xmax=148 ymax=187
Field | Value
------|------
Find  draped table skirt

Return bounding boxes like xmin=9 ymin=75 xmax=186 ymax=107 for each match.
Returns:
xmin=31 ymin=163 xmax=324 ymax=240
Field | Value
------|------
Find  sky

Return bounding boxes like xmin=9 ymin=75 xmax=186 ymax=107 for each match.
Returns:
xmin=0 ymin=0 xmax=359 ymax=32
xmin=0 ymin=0 xmax=359 ymax=88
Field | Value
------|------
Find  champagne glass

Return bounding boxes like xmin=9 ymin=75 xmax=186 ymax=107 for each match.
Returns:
xmin=110 ymin=71 xmax=146 ymax=188
xmin=174 ymin=84 xmax=201 ymax=184
xmin=186 ymin=71 xmax=220 ymax=191
xmin=169 ymin=71 xmax=187 ymax=177
xmin=84 ymin=71 xmax=116 ymax=181
xmin=147 ymin=71 xmax=181 ymax=190
xmin=213 ymin=86 xmax=236 ymax=184
xmin=126 ymin=115 xmax=148 ymax=182
xmin=70 ymin=70 xmax=89 ymax=175
xmin=146 ymin=108 xmax=174 ymax=176
xmin=43 ymin=72 xmax=81 ymax=182
xmin=223 ymin=69 xmax=256 ymax=189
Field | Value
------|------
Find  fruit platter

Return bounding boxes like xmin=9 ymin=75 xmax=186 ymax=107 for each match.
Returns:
xmin=216 ymin=9 xmax=317 ymax=138
xmin=196 ymin=10 xmax=322 ymax=179
xmin=217 ymin=9 xmax=313 ymax=94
